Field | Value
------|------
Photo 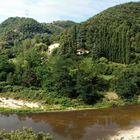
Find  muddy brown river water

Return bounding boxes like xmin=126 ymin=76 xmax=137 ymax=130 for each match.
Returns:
xmin=0 ymin=105 xmax=140 ymax=140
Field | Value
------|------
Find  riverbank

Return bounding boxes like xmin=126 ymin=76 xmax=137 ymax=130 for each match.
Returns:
xmin=0 ymin=97 xmax=44 ymax=113
xmin=0 ymin=95 xmax=139 ymax=113
xmin=0 ymin=84 xmax=139 ymax=113
xmin=0 ymin=97 xmax=42 ymax=109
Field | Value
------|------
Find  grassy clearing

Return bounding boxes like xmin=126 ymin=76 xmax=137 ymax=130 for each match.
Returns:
xmin=104 ymin=92 xmax=119 ymax=101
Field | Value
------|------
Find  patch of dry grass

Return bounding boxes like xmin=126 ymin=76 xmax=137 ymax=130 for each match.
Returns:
xmin=105 ymin=92 xmax=119 ymax=101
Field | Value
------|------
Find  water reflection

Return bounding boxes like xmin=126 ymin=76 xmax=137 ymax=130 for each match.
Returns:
xmin=0 ymin=105 xmax=140 ymax=140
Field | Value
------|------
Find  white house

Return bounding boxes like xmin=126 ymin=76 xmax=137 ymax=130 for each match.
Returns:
xmin=48 ymin=43 xmax=60 ymax=54
xmin=76 ymin=48 xmax=90 ymax=55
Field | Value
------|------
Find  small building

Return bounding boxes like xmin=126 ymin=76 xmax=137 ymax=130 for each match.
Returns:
xmin=76 ymin=48 xmax=90 ymax=55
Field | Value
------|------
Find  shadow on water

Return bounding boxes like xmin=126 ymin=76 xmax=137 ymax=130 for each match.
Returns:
xmin=0 ymin=105 xmax=140 ymax=140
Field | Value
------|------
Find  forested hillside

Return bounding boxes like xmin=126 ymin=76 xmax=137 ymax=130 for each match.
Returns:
xmin=0 ymin=2 xmax=140 ymax=107
xmin=43 ymin=20 xmax=76 ymax=35
xmin=61 ymin=2 xmax=140 ymax=64
xmin=0 ymin=17 xmax=76 ymax=48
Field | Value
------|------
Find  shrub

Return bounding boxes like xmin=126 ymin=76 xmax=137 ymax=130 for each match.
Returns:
xmin=113 ymin=66 xmax=140 ymax=100
xmin=81 ymin=90 xmax=103 ymax=105
xmin=0 ymin=128 xmax=52 ymax=140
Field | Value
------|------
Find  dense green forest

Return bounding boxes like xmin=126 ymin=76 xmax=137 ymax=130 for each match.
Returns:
xmin=0 ymin=17 xmax=76 ymax=49
xmin=61 ymin=2 xmax=140 ymax=64
xmin=0 ymin=2 xmax=140 ymax=107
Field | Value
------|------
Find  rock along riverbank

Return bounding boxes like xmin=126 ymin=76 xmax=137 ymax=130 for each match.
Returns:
xmin=0 ymin=97 xmax=42 ymax=109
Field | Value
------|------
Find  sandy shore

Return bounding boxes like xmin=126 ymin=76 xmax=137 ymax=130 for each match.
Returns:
xmin=0 ymin=97 xmax=42 ymax=109
xmin=111 ymin=127 xmax=140 ymax=140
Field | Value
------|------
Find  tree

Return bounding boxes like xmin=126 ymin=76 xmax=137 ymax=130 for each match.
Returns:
xmin=114 ymin=65 xmax=140 ymax=100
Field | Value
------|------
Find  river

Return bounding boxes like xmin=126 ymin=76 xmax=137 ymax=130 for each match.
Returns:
xmin=0 ymin=105 xmax=140 ymax=140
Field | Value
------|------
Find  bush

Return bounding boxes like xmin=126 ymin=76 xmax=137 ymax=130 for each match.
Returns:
xmin=81 ymin=90 xmax=103 ymax=105
xmin=113 ymin=66 xmax=140 ymax=100
xmin=0 ymin=128 xmax=52 ymax=140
